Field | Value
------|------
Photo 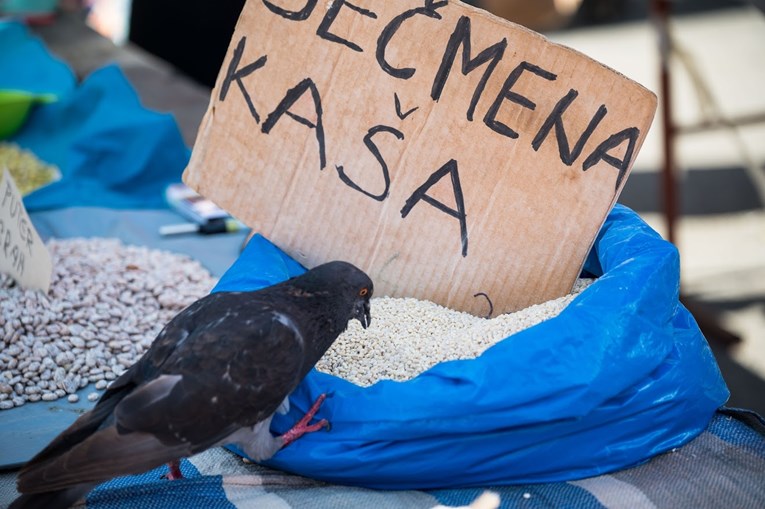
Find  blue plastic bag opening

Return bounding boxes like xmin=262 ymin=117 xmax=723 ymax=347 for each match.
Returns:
xmin=214 ymin=204 xmax=729 ymax=489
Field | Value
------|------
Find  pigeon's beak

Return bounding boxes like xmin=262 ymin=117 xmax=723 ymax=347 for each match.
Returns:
xmin=356 ymin=299 xmax=371 ymax=329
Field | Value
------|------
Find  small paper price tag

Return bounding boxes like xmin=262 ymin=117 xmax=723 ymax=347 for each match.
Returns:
xmin=0 ymin=167 xmax=52 ymax=292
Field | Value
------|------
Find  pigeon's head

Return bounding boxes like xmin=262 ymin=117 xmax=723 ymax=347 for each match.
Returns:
xmin=308 ymin=261 xmax=373 ymax=329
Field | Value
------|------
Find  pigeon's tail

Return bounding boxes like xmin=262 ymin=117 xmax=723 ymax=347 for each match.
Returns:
xmin=9 ymin=484 xmax=91 ymax=509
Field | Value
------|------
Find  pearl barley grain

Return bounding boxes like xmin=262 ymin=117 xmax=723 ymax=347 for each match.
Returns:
xmin=0 ymin=238 xmax=217 ymax=409
xmin=316 ymin=279 xmax=595 ymax=387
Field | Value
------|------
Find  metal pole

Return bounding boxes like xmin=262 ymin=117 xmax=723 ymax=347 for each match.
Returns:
xmin=652 ymin=0 xmax=677 ymax=245
xmin=650 ymin=0 xmax=741 ymax=346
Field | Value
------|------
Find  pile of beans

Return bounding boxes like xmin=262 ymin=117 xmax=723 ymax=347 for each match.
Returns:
xmin=316 ymin=279 xmax=594 ymax=386
xmin=0 ymin=238 xmax=217 ymax=409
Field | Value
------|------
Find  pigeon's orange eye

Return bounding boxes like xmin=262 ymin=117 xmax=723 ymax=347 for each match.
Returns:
xmin=359 ymin=288 xmax=368 ymax=297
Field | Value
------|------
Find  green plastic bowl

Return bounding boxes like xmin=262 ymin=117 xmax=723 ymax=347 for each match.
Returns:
xmin=0 ymin=89 xmax=56 ymax=139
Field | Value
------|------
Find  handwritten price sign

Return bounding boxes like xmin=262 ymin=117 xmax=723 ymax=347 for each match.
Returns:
xmin=0 ymin=167 xmax=52 ymax=293
xmin=184 ymin=0 xmax=657 ymax=316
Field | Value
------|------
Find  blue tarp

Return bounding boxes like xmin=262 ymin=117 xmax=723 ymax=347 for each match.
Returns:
xmin=2 ymin=21 xmax=189 ymax=211
xmin=217 ymin=205 xmax=729 ymax=489
xmin=0 ymin=20 xmax=74 ymax=97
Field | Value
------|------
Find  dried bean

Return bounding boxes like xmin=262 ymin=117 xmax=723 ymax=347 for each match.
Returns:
xmin=0 ymin=238 xmax=217 ymax=411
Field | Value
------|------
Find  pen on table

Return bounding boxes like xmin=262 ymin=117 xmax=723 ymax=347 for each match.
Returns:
xmin=159 ymin=218 xmax=246 ymax=236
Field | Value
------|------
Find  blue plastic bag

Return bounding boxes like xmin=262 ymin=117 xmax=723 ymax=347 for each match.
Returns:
xmin=16 ymin=65 xmax=190 ymax=211
xmin=0 ymin=21 xmax=75 ymax=97
xmin=2 ymin=22 xmax=188 ymax=210
xmin=215 ymin=204 xmax=729 ymax=489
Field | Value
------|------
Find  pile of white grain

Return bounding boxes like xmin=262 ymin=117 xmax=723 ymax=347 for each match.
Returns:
xmin=0 ymin=238 xmax=217 ymax=409
xmin=316 ymin=278 xmax=594 ymax=386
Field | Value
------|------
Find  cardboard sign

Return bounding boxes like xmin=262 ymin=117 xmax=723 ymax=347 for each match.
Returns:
xmin=0 ymin=167 xmax=52 ymax=292
xmin=183 ymin=0 xmax=657 ymax=316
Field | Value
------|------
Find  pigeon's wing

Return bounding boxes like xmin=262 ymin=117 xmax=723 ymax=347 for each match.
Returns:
xmin=118 ymin=306 xmax=309 ymax=445
xmin=17 ymin=303 xmax=307 ymax=493
xmin=14 ymin=293 xmax=224 ymax=479
xmin=17 ymin=415 xmax=193 ymax=493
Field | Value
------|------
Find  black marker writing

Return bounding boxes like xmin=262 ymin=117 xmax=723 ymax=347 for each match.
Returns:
xmin=0 ymin=220 xmax=8 ymax=256
xmin=0 ymin=219 xmax=24 ymax=275
xmin=431 ymin=15 xmax=507 ymax=121
xmin=336 ymin=125 xmax=404 ymax=201
xmin=532 ymin=89 xmax=608 ymax=165
xmin=1 ymin=179 xmax=12 ymax=209
xmin=1 ymin=181 xmax=33 ymax=256
xmin=317 ymin=0 xmax=377 ymax=52
xmin=582 ymin=127 xmax=639 ymax=191
xmin=484 ymin=61 xmax=557 ymax=139
xmin=262 ymin=0 xmax=317 ymax=21
xmin=473 ymin=292 xmax=494 ymax=318
xmin=262 ymin=77 xmax=327 ymax=170
xmin=219 ymin=36 xmax=268 ymax=123
xmin=376 ymin=0 xmax=448 ymax=79
xmin=401 ymin=159 xmax=468 ymax=257
xmin=394 ymin=93 xmax=418 ymax=120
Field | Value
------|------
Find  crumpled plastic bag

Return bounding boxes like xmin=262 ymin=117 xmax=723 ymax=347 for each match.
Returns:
xmin=0 ymin=20 xmax=75 ymax=97
xmin=16 ymin=65 xmax=190 ymax=211
xmin=2 ymin=22 xmax=189 ymax=211
xmin=214 ymin=204 xmax=729 ymax=489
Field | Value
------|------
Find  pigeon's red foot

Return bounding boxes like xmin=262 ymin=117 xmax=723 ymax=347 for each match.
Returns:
xmin=280 ymin=393 xmax=330 ymax=447
xmin=163 ymin=459 xmax=184 ymax=480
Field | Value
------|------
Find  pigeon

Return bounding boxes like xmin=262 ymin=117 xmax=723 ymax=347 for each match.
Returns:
xmin=10 ymin=260 xmax=373 ymax=509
